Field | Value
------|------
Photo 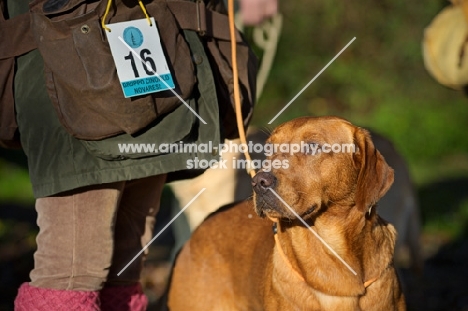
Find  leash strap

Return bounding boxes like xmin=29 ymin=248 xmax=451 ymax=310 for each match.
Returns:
xmin=272 ymin=222 xmax=306 ymax=282
xmin=0 ymin=13 xmax=35 ymax=59
xmin=228 ymin=0 xmax=256 ymax=178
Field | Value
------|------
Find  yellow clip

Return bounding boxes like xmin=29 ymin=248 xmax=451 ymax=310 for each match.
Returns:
xmin=101 ymin=0 xmax=113 ymax=32
xmin=138 ymin=0 xmax=152 ymax=27
xmin=101 ymin=0 xmax=152 ymax=32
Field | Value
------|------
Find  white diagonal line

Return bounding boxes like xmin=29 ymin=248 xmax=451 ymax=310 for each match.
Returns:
xmin=117 ymin=188 xmax=206 ymax=276
xmin=268 ymin=188 xmax=357 ymax=275
xmin=268 ymin=37 xmax=356 ymax=124
xmin=118 ymin=36 xmax=207 ymax=124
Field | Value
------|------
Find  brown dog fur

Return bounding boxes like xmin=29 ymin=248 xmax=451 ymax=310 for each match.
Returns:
xmin=167 ymin=116 xmax=406 ymax=310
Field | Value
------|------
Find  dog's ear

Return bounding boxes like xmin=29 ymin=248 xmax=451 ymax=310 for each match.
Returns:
xmin=353 ymin=128 xmax=394 ymax=213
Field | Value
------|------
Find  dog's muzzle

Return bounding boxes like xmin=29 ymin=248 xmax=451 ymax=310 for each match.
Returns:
xmin=252 ymin=171 xmax=282 ymax=217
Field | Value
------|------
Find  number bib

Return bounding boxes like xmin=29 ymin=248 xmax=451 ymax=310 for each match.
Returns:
xmin=105 ymin=18 xmax=175 ymax=98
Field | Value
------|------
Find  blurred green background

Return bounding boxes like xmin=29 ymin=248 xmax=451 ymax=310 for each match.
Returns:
xmin=1 ymin=0 xmax=468 ymax=309
xmin=251 ymin=0 xmax=468 ymax=240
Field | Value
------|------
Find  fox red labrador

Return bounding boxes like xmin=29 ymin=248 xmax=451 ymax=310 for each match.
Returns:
xmin=167 ymin=116 xmax=406 ymax=310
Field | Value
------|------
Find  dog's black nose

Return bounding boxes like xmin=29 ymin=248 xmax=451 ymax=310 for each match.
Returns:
xmin=252 ymin=171 xmax=277 ymax=193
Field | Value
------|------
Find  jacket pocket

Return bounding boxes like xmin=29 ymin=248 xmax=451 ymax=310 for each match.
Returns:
xmin=29 ymin=0 xmax=196 ymax=140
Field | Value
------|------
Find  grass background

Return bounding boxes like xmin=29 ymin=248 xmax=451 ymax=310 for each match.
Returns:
xmin=250 ymin=0 xmax=468 ymax=240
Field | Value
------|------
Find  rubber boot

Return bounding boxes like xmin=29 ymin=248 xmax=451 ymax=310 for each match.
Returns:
xmin=14 ymin=282 xmax=100 ymax=311
xmin=100 ymin=283 xmax=148 ymax=311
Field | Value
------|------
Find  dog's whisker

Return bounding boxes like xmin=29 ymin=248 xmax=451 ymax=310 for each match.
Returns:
xmin=259 ymin=126 xmax=272 ymax=137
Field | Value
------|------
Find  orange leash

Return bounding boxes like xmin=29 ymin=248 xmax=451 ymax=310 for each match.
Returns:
xmin=272 ymin=221 xmax=306 ymax=282
xmin=228 ymin=0 xmax=256 ymax=178
xmin=363 ymin=277 xmax=378 ymax=288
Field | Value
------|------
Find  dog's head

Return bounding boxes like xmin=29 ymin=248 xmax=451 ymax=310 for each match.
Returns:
xmin=252 ymin=116 xmax=394 ymax=220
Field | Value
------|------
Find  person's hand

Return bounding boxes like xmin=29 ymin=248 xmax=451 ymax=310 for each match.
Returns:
xmin=239 ymin=0 xmax=278 ymax=26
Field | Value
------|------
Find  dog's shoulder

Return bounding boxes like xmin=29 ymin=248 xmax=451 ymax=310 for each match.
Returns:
xmin=203 ymin=200 xmax=248 ymax=222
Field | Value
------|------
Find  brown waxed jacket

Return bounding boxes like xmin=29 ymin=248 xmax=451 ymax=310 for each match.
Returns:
xmin=5 ymin=0 xmax=222 ymax=197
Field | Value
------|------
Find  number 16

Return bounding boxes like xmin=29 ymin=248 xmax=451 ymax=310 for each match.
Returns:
xmin=124 ymin=49 xmax=157 ymax=78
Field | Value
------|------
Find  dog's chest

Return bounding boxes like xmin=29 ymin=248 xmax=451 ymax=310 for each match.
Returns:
xmin=265 ymin=255 xmax=361 ymax=310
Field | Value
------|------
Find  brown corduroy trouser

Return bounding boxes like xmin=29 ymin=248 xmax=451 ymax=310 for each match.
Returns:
xmin=29 ymin=174 xmax=167 ymax=291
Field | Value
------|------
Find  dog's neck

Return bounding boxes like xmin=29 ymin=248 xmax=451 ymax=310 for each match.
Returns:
xmin=271 ymin=204 xmax=396 ymax=297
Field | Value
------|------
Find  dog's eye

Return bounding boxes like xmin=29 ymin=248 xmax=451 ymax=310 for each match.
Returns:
xmin=303 ymin=142 xmax=321 ymax=155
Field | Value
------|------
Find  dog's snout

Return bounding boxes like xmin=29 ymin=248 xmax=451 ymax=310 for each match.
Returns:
xmin=252 ymin=171 xmax=277 ymax=193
